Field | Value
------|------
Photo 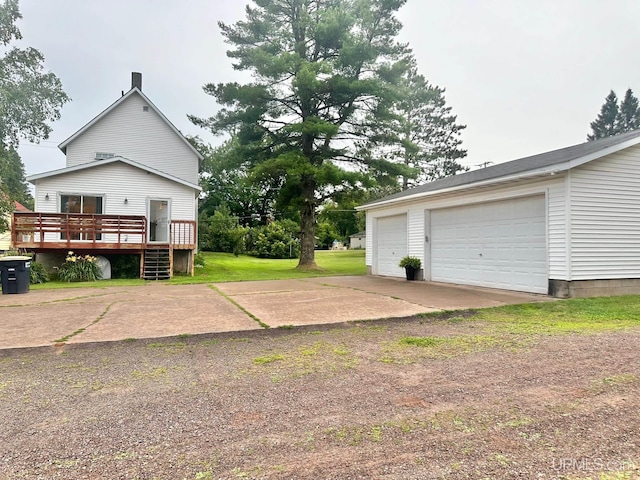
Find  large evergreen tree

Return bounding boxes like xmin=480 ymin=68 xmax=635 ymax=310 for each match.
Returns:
xmin=616 ymin=88 xmax=640 ymax=133
xmin=364 ymin=59 xmax=467 ymax=190
xmin=587 ymin=89 xmax=640 ymax=141
xmin=191 ymin=0 xmax=409 ymax=268
xmin=587 ymin=90 xmax=619 ymax=141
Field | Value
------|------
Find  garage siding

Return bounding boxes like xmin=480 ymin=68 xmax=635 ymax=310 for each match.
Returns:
xmin=547 ymin=176 xmax=568 ymax=279
xmin=365 ymin=213 xmax=373 ymax=266
xmin=570 ymin=146 xmax=640 ymax=280
xmin=407 ymin=208 xmax=425 ymax=261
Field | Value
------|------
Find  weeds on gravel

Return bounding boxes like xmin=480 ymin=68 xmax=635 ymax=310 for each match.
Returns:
xmin=379 ymin=335 xmax=505 ymax=364
xmin=590 ymin=373 xmax=638 ymax=394
xmin=253 ymin=353 xmax=285 ymax=365
xmin=247 ymin=341 xmax=358 ymax=380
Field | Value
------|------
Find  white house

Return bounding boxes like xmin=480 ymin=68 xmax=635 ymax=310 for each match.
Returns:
xmin=357 ymin=130 xmax=640 ymax=298
xmin=12 ymin=73 xmax=203 ymax=279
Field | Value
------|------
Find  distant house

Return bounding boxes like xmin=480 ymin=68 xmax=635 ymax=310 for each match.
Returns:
xmin=349 ymin=231 xmax=365 ymax=249
xmin=12 ymin=73 xmax=203 ymax=279
xmin=1 ymin=201 xmax=30 ymax=253
xmin=357 ymin=130 xmax=640 ymax=298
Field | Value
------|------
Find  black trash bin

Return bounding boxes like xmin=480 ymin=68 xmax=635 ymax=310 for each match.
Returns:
xmin=0 ymin=256 xmax=31 ymax=294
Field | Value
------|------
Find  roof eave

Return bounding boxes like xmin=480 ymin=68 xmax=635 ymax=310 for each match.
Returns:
xmin=356 ymin=166 xmax=564 ymax=211
xmin=27 ymin=157 xmax=202 ymax=192
xmin=357 ymin=133 xmax=640 ymax=211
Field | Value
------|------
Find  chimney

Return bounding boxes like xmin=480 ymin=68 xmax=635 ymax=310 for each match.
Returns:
xmin=131 ymin=72 xmax=142 ymax=91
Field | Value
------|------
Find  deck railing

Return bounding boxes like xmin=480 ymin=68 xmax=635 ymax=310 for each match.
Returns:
xmin=11 ymin=213 xmax=196 ymax=250
xmin=170 ymin=220 xmax=197 ymax=249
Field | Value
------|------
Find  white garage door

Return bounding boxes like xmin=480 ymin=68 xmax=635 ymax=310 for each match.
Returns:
xmin=376 ymin=214 xmax=407 ymax=277
xmin=431 ymin=196 xmax=547 ymax=294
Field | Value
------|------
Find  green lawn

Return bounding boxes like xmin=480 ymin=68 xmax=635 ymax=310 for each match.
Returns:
xmin=173 ymin=249 xmax=366 ymax=284
xmin=30 ymin=249 xmax=366 ymax=289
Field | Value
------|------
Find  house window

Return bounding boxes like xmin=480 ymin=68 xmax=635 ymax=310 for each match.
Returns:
xmin=142 ymin=105 xmax=149 ymax=112
xmin=60 ymin=194 xmax=104 ymax=240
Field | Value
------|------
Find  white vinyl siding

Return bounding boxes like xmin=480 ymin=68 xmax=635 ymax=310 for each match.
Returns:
xmin=430 ymin=196 xmax=547 ymax=294
xmin=365 ymin=213 xmax=373 ymax=266
xmin=547 ymin=176 xmax=568 ymax=279
xmin=64 ymin=93 xmax=199 ymax=185
xmin=569 ymin=146 xmax=640 ymax=280
xmin=32 ymin=162 xmax=197 ymax=244
xmin=407 ymin=208 xmax=425 ymax=261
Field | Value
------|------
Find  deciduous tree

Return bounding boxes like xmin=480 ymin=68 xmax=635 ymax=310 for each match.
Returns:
xmin=0 ymin=146 xmax=32 ymax=208
xmin=0 ymin=0 xmax=69 ymax=230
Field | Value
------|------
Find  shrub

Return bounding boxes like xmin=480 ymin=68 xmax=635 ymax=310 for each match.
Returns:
xmin=194 ymin=252 xmax=206 ymax=268
xmin=58 ymin=251 xmax=101 ymax=282
xmin=29 ymin=261 xmax=49 ymax=284
xmin=247 ymin=219 xmax=300 ymax=259
xmin=201 ymin=205 xmax=248 ymax=255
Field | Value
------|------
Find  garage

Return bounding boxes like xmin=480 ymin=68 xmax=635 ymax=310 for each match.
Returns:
xmin=430 ymin=195 xmax=547 ymax=293
xmin=375 ymin=214 xmax=407 ymax=277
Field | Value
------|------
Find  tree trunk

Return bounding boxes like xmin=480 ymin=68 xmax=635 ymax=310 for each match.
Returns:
xmin=297 ymin=175 xmax=319 ymax=269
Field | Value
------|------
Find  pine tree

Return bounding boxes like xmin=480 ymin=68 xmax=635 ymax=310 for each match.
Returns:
xmin=191 ymin=0 xmax=410 ymax=268
xmin=615 ymin=88 xmax=640 ymax=132
xmin=587 ymin=90 xmax=619 ymax=141
xmin=364 ymin=59 xmax=467 ymax=190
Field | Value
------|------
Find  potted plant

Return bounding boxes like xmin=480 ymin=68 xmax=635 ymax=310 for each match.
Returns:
xmin=399 ymin=256 xmax=421 ymax=281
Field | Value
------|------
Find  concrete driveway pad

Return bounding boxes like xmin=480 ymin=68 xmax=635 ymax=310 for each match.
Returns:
xmin=67 ymin=284 xmax=259 ymax=344
xmin=224 ymin=287 xmax=434 ymax=328
xmin=0 ymin=303 xmax=110 ymax=349
xmin=0 ymin=276 xmax=550 ymax=350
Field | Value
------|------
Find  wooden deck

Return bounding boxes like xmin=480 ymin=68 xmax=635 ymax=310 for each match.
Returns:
xmin=12 ymin=213 xmax=196 ymax=252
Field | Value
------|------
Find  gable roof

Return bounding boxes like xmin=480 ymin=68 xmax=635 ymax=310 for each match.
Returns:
xmin=359 ymin=129 xmax=640 ymax=210
xmin=14 ymin=201 xmax=30 ymax=212
xmin=58 ymin=87 xmax=204 ymax=161
xmin=26 ymin=156 xmax=202 ymax=191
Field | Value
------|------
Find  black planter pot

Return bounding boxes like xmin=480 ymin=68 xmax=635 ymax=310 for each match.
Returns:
xmin=405 ymin=266 xmax=416 ymax=281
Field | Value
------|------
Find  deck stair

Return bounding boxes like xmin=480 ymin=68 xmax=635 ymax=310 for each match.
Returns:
xmin=143 ymin=246 xmax=171 ymax=280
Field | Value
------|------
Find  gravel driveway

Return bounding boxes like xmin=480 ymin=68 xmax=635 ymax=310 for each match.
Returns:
xmin=1 ymin=313 xmax=638 ymax=479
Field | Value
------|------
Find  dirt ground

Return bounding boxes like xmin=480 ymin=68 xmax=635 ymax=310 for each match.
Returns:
xmin=1 ymin=314 xmax=639 ymax=480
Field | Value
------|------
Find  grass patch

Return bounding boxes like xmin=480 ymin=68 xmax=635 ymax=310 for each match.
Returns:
xmin=399 ymin=336 xmax=445 ymax=347
xmin=253 ymin=353 xmax=285 ymax=365
xmin=477 ymin=296 xmax=640 ymax=335
xmin=30 ymin=250 xmax=364 ymax=290
xmin=246 ymin=341 xmax=358 ymax=379
xmin=173 ymin=249 xmax=366 ymax=284
xmin=591 ymin=373 xmax=638 ymax=394
xmin=380 ymin=335 xmax=504 ymax=364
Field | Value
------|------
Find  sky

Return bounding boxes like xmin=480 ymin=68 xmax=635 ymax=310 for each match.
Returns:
xmin=14 ymin=0 xmax=640 ymax=177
